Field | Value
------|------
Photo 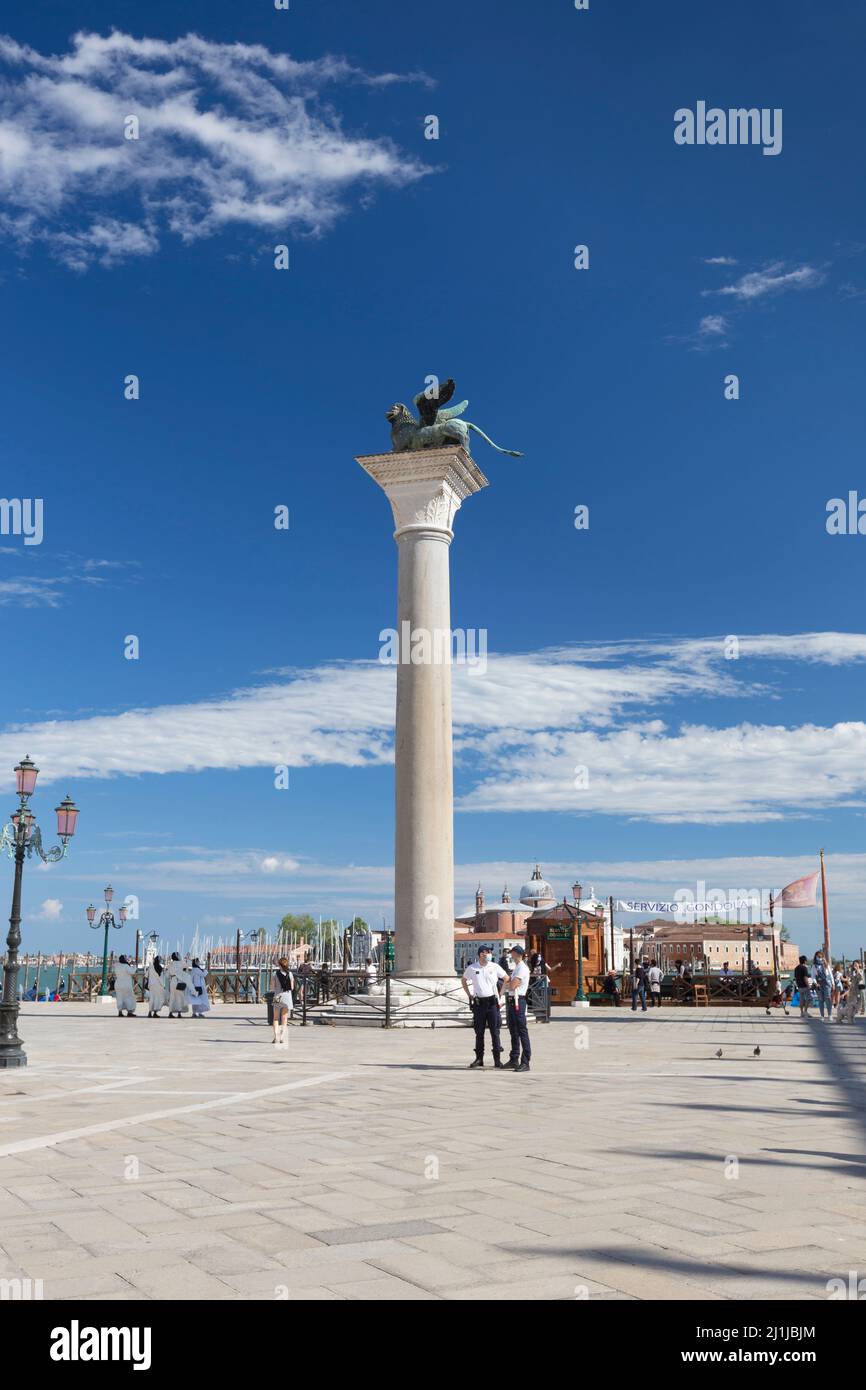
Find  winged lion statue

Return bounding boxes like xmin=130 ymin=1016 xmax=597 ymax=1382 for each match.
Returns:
xmin=385 ymin=379 xmax=523 ymax=458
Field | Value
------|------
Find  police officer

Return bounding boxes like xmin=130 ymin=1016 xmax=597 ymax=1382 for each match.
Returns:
xmin=502 ymin=944 xmax=531 ymax=1072
xmin=461 ymin=947 xmax=506 ymax=1069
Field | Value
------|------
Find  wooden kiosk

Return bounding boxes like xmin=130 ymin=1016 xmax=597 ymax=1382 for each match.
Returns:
xmin=526 ymin=902 xmax=606 ymax=1003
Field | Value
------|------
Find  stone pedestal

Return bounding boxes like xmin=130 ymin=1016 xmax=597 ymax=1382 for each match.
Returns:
xmin=352 ymin=447 xmax=488 ymax=1016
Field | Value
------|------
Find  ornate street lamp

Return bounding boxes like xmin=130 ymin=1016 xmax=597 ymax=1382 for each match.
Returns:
xmin=572 ymin=880 xmax=586 ymax=1003
xmin=0 ymin=758 xmax=79 ymax=1068
xmin=87 ymin=885 xmax=128 ymax=996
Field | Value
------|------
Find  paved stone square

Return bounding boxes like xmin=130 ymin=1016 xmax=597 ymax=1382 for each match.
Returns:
xmin=0 ymin=1002 xmax=863 ymax=1301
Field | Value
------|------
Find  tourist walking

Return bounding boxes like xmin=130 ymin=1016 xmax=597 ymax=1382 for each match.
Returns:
xmin=631 ymin=962 xmax=649 ymax=1012
xmin=363 ymin=956 xmax=378 ymax=993
xmin=270 ymin=957 xmax=294 ymax=1047
xmin=793 ymin=956 xmax=813 ymax=1017
xmin=813 ymin=951 xmax=834 ymax=1020
xmin=190 ymin=958 xmax=210 ymax=1018
xmin=502 ymin=944 xmax=531 ymax=1072
xmin=145 ymin=956 xmax=167 ymax=1017
xmin=648 ymin=959 xmax=663 ymax=1008
xmin=167 ymin=953 xmax=191 ymax=1017
xmin=462 ymin=947 xmax=506 ymax=1068
xmin=113 ymin=955 xmax=137 ymax=1018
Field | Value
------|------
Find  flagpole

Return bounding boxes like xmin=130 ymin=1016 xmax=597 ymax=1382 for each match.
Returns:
xmin=820 ymin=849 xmax=831 ymax=963
xmin=769 ymin=892 xmax=779 ymax=981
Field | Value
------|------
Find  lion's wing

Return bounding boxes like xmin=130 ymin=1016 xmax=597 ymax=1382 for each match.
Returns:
xmin=437 ymin=399 xmax=468 ymax=420
xmin=414 ymin=377 xmax=456 ymax=425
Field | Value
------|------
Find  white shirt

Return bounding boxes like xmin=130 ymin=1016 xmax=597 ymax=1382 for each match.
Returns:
xmin=508 ymin=961 xmax=530 ymax=998
xmin=463 ymin=961 xmax=507 ymax=998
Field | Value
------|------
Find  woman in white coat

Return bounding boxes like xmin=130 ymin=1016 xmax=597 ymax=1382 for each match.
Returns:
xmin=113 ymin=955 xmax=138 ymax=1017
xmin=167 ymin=952 xmax=192 ymax=1018
xmin=189 ymin=958 xmax=210 ymax=1018
xmin=146 ymin=956 xmax=167 ymax=1017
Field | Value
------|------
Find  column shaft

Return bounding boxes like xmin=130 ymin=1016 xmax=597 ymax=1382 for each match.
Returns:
xmin=394 ymin=529 xmax=454 ymax=976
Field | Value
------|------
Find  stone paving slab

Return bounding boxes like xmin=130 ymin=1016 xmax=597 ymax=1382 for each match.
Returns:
xmin=0 ymin=1002 xmax=863 ymax=1301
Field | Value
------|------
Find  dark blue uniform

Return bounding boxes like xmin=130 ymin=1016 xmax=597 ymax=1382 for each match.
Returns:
xmin=464 ymin=961 xmax=505 ymax=1063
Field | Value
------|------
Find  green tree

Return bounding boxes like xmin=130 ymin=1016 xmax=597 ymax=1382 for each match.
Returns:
xmin=277 ymin=913 xmax=316 ymax=945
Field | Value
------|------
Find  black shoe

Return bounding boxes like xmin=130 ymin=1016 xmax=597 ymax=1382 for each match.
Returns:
xmin=516 ymin=1061 xmax=531 ymax=1072
xmin=468 ymin=1059 xmax=484 ymax=1069
xmin=501 ymin=1060 xmax=518 ymax=1070
xmin=493 ymin=1061 xmax=504 ymax=1069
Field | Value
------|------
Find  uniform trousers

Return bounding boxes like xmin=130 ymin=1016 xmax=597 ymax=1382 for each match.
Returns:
xmin=506 ymin=995 xmax=531 ymax=1064
xmin=473 ymin=994 xmax=502 ymax=1061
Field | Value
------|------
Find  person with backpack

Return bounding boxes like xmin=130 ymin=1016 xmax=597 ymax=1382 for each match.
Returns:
xmin=270 ymin=956 xmax=295 ymax=1048
xmin=793 ymin=956 xmax=813 ymax=1017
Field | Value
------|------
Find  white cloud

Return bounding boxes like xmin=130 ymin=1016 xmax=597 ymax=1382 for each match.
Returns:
xmin=0 ymin=555 xmax=136 ymax=607
xmin=704 ymin=256 xmax=738 ymax=265
xmin=261 ymin=856 xmax=299 ymax=874
xmin=0 ymin=30 xmax=431 ymax=268
xmin=698 ymin=314 xmax=727 ymax=336
xmin=36 ymin=897 xmax=63 ymax=920
xmin=2 ymin=633 xmax=866 ymax=824
xmin=458 ymin=719 xmax=866 ymax=823
xmin=706 ymin=262 xmax=825 ymax=301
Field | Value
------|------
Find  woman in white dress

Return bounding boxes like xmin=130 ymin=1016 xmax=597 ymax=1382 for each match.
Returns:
xmin=189 ymin=958 xmax=210 ymax=1018
xmin=167 ymin=952 xmax=191 ymax=1018
xmin=113 ymin=955 xmax=138 ymax=1018
xmin=146 ymin=956 xmax=167 ymax=1017
xmin=270 ymin=957 xmax=294 ymax=1048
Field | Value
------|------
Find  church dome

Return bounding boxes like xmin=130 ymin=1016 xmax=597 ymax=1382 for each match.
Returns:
xmin=519 ymin=864 xmax=556 ymax=908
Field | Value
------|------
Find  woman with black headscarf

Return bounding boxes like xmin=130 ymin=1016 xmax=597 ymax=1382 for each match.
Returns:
xmin=146 ymin=956 xmax=166 ymax=1017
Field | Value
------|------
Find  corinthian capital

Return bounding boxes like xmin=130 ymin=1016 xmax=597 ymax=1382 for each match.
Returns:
xmin=356 ymin=447 xmax=489 ymax=538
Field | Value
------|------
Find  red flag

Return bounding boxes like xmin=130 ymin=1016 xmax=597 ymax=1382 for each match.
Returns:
xmin=776 ymin=871 xmax=819 ymax=908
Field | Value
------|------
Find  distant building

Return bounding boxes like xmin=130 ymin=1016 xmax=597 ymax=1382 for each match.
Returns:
xmin=454 ymin=868 xmax=626 ymax=976
xmin=630 ymin=921 xmax=800 ymax=973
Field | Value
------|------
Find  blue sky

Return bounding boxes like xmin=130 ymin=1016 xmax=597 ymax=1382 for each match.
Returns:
xmin=1 ymin=0 xmax=865 ymax=956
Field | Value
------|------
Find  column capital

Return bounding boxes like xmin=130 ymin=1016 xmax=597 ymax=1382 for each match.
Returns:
xmin=356 ymin=447 xmax=489 ymax=538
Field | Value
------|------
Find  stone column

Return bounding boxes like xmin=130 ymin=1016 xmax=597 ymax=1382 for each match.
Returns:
xmin=357 ymin=447 xmax=489 ymax=979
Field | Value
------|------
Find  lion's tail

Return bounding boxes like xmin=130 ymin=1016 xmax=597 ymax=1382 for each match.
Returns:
xmin=467 ymin=422 xmax=524 ymax=458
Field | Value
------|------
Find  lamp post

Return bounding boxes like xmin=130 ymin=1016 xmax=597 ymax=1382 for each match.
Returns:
xmin=572 ymin=880 xmax=586 ymax=1003
xmin=87 ymin=885 xmax=127 ymax=996
xmin=0 ymin=757 xmax=79 ymax=1068
xmin=135 ymin=929 xmax=158 ymax=972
